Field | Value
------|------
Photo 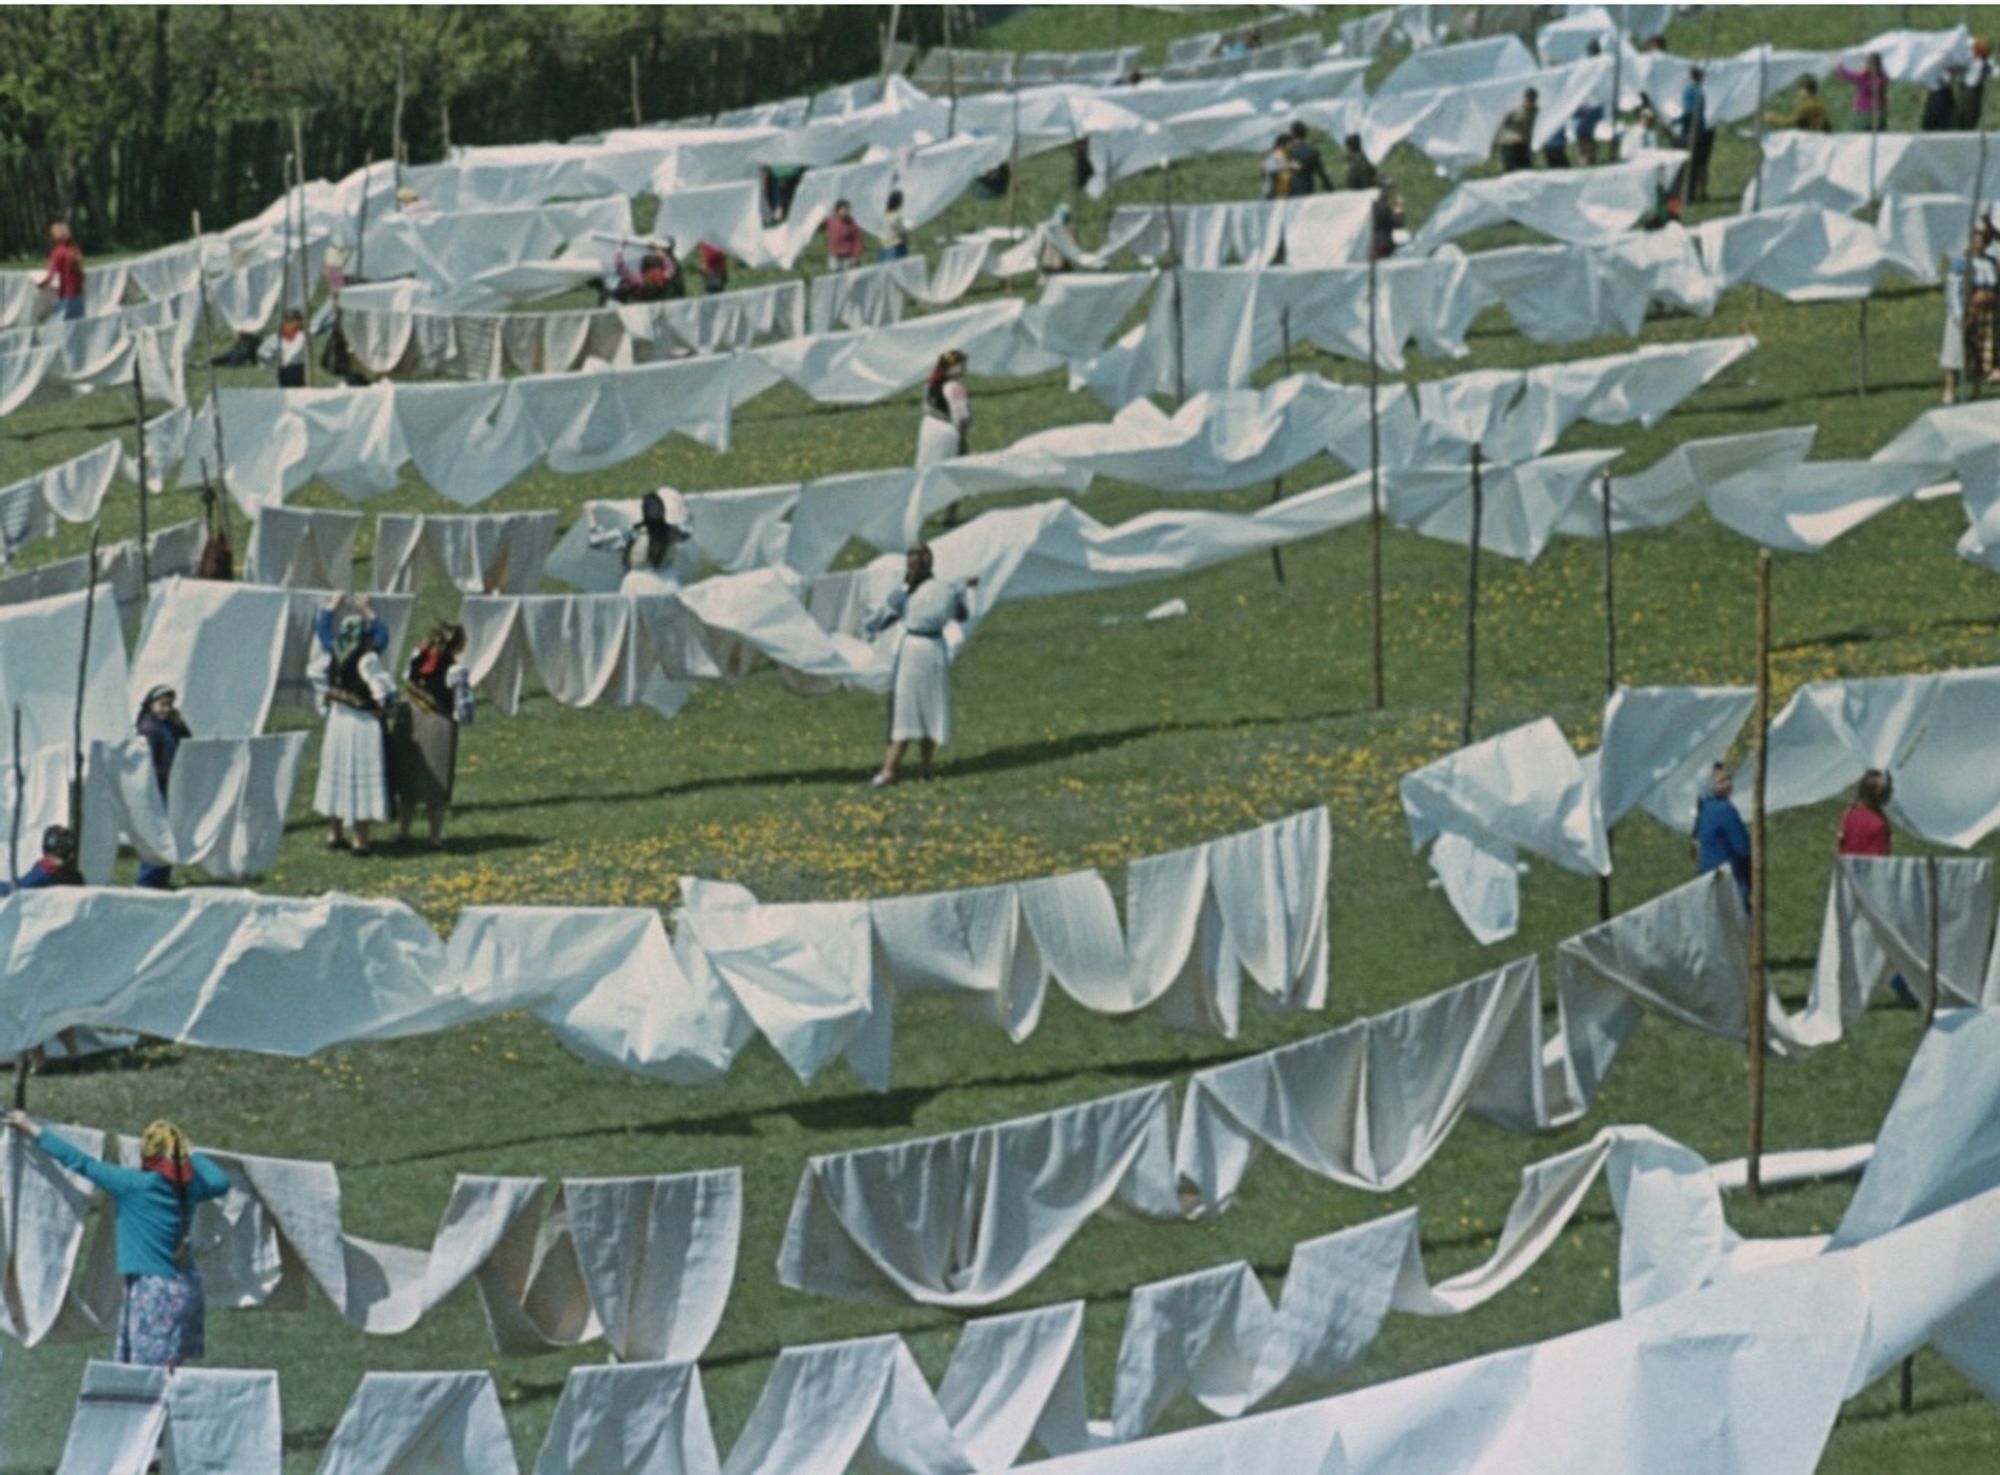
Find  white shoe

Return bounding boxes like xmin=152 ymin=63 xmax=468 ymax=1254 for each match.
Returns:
xmin=868 ymin=771 xmax=896 ymax=788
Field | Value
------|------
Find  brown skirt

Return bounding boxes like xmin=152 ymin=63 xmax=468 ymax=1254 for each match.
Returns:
xmin=387 ymin=702 xmax=457 ymax=809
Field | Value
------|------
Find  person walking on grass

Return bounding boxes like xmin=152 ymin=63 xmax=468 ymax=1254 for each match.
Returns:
xmin=2 ymin=1112 xmax=230 ymax=1368
xmin=1765 ymin=75 xmax=1832 ymax=133
xmin=310 ymin=607 xmax=396 ymax=856
xmin=1835 ymin=769 xmax=1921 ymax=1007
xmin=134 ymin=685 xmax=191 ymax=889
xmin=1692 ymin=762 xmax=1752 ymax=908
xmin=865 ymin=544 xmax=977 ymax=787
xmin=824 ymin=198 xmax=865 ymax=272
xmin=36 ymin=221 xmax=85 ymax=321
xmin=388 ymin=623 xmax=473 ymax=848
xmin=1834 ymin=50 xmax=1889 ymax=132
xmin=1286 ymin=122 xmax=1335 ymax=195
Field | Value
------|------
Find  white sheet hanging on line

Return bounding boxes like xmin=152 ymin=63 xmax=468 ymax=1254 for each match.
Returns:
xmin=128 ymin=578 xmax=415 ymax=736
xmin=78 ymin=733 xmax=309 ymax=883
xmin=371 ymin=510 xmax=557 ymax=594
xmin=0 ymin=521 xmax=204 ymax=614
xmin=314 ymin=1371 xmax=519 ymax=1475
xmin=0 ymin=585 xmax=130 ymax=756
xmin=1812 ymin=856 xmax=1998 ymax=1018
xmin=1411 ymin=156 xmax=1683 ymax=252
xmin=776 ymin=1082 xmax=1183 ymax=1308
xmin=242 ymin=506 xmax=363 ymax=588
xmin=52 ymin=1362 xmax=282 ymax=1475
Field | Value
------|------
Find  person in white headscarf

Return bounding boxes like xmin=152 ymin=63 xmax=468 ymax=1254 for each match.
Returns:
xmin=589 ymin=487 xmax=694 ymax=592
xmin=863 ymin=544 xmax=978 ymax=786
xmin=916 ymin=350 xmax=971 ymax=470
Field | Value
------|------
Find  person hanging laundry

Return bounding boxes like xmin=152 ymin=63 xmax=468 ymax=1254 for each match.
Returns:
xmin=1285 ymin=122 xmax=1334 ymax=195
xmin=388 ymin=623 xmax=473 ymax=848
xmin=916 ymin=350 xmax=971 ymax=471
xmin=697 ymin=240 xmax=730 ymax=293
xmin=276 ymin=309 xmax=309 ymax=388
xmin=1496 ymin=89 xmax=1538 ymax=172
xmin=879 ymin=190 xmax=911 ymax=262
xmin=863 ymin=545 xmax=978 ymax=786
xmin=1765 ymin=75 xmax=1832 ymax=132
xmin=1 ymin=1112 xmax=230 ymax=1368
xmin=1947 ymin=224 xmax=2000 ymax=403
xmin=1923 ymin=68 xmax=1964 ymax=131
xmin=589 ymin=487 xmax=694 ymax=593
xmin=36 ymin=221 xmax=85 ymax=322
xmin=1834 ymin=51 xmax=1889 ymax=130
xmin=312 ymin=594 xmax=390 ymax=666
xmin=134 ymin=685 xmax=191 ymax=889
xmin=824 ymin=199 xmax=865 ymax=272
xmin=309 ymin=607 xmax=396 ymax=856
xmin=1259 ymin=134 xmax=1294 ymax=200
xmin=1342 ymin=134 xmax=1379 ymax=190
xmin=1691 ymin=762 xmax=1752 ymax=908
xmin=1677 ymin=68 xmax=1713 ymax=202
xmin=1836 ymin=770 xmax=1919 ymax=1008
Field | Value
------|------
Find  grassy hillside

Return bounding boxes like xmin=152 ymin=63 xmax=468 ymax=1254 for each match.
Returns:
xmin=3 ymin=5 xmax=1998 ymax=1470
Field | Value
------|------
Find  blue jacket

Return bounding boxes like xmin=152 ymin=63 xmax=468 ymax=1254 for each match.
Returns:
xmin=1694 ymin=792 xmax=1752 ymax=903
xmin=36 ymin=1127 xmax=231 ymax=1278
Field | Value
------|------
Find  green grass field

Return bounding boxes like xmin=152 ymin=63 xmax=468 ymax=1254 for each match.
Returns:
xmin=4 ymin=5 xmax=2000 ymax=1470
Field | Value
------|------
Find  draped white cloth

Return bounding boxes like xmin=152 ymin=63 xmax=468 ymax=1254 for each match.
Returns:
xmin=371 ymin=509 xmax=557 ymax=594
xmin=0 ymin=586 xmax=129 ymax=757
xmin=1814 ymin=856 xmax=1998 ymax=1018
xmin=53 ymin=1362 xmax=281 ymax=1475
xmin=1107 ymin=192 xmax=1377 ymax=270
xmin=0 ymin=306 xmax=194 ymax=412
xmin=357 ymin=196 xmax=633 ymax=307
xmin=0 ymin=520 xmax=203 ymax=614
xmin=316 ymin=1372 xmax=517 ymax=1475
xmin=130 ymin=579 xmax=416 ymax=736
xmin=776 ymin=1083 xmax=1184 ymax=1308
xmin=10 ymin=1121 xmax=741 ymax=1358
xmin=242 ymin=506 xmax=362 ymax=588
xmin=1753 ymin=128 xmax=2000 ymax=214
xmin=1691 ymin=205 xmax=1923 ymax=302
xmin=1411 ymin=157 xmax=1683 ymax=253
xmin=78 ymin=733 xmax=308 ymax=882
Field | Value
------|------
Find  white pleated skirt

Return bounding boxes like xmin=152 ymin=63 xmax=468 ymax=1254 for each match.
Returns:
xmin=890 ymin=634 xmax=952 ymax=744
xmin=915 ymin=415 xmax=960 ymax=470
xmin=314 ymin=703 xmax=390 ymax=822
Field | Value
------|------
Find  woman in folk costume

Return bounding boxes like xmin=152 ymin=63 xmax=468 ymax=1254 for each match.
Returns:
xmin=916 ymin=350 xmax=972 ymax=470
xmin=309 ymin=609 xmax=397 ymax=855
xmin=1945 ymin=223 xmax=2000 ymax=403
xmin=590 ymin=487 xmax=694 ymax=593
xmin=863 ymin=544 xmax=978 ymax=786
xmin=134 ymin=683 xmax=191 ymax=888
xmin=3 ymin=1111 xmax=230 ymax=1367
xmin=388 ymin=622 xmax=474 ymax=847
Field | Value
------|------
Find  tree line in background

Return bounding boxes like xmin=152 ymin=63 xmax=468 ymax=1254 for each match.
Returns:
xmin=0 ymin=5 xmax=955 ymax=259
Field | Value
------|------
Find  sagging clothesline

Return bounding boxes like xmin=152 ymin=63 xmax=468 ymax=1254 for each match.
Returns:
xmin=1403 ymin=668 xmax=2000 ymax=940
xmin=781 ymin=863 xmax=1998 ymax=1312
xmin=0 ymin=227 xmax=326 ymax=337
xmin=42 ymin=967 xmax=2000 ymax=1473
xmin=3 ymin=1122 xmax=738 ymax=1358
xmin=0 ymin=809 xmax=1328 ymax=1089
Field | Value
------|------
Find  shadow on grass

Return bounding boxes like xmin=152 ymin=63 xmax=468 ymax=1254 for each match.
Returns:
xmin=2 ymin=416 xmax=133 ymax=442
xmin=462 ymin=707 xmax=1358 ymax=816
xmin=1775 ymin=610 xmax=2000 ymax=655
xmin=356 ymin=1044 xmax=1253 ymax=1171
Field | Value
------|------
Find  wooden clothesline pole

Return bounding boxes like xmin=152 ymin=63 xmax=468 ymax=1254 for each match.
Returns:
xmin=7 ymin=708 xmax=20 ymax=1109
xmin=1268 ymin=308 xmax=1290 ymax=585
xmin=1746 ymin=547 xmax=1773 ymax=1197
xmin=131 ymin=359 xmax=150 ymax=590
xmin=192 ymin=210 xmax=232 ymax=550
xmin=1461 ymin=444 xmax=1483 ymax=747
xmin=67 ymin=528 xmax=102 ymax=872
xmin=1368 ymin=251 xmax=1384 ymax=710
xmin=1599 ymin=470 xmax=1617 ymax=923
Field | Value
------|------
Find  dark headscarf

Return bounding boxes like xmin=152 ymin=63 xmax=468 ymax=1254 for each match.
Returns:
xmin=638 ymin=490 xmax=675 ymax=569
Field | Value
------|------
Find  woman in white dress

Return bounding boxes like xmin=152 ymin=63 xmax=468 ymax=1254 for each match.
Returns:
xmin=863 ymin=545 xmax=978 ymax=786
xmin=915 ymin=351 xmax=971 ymax=471
xmin=589 ymin=488 xmax=694 ymax=593
xmin=309 ymin=613 xmax=397 ymax=856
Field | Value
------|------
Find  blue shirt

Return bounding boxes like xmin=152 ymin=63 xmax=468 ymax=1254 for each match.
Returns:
xmin=36 ymin=1127 xmax=231 ymax=1278
xmin=1680 ymin=83 xmax=1707 ymax=141
xmin=1694 ymin=792 xmax=1751 ymax=903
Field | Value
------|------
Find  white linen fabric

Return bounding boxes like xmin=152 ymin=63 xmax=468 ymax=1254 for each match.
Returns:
xmin=129 ymin=579 xmax=416 ymax=736
xmin=0 ymin=741 xmax=77 ymax=883
xmin=1411 ymin=157 xmax=1682 ymax=252
xmin=80 ymin=733 xmax=309 ymax=882
xmin=1 ymin=1122 xmax=105 ymax=1346
xmin=0 ymin=317 xmax=191 ymax=413
xmin=0 ymin=586 xmax=130 ymax=756
xmin=314 ymin=1372 xmax=518 ymax=1475
xmin=533 ymin=1362 xmax=721 ymax=1475
xmin=1813 ymin=856 xmax=1998 ymax=1018
xmin=242 ymin=506 xmax=363 ymax=588
xmin=1753 ymin=128 xmax=2000 ymax=213
xmin=53 ymin=1362 xmax=281 ymax=1475
xmin=1691 ymin=205 xmax=1922 ymax=302
xmin=0 ymin=520 xmax=203 ymax=615
xmin=775 ymin=1083 xmax=1183 ymax=1308
xmin=372 ymin=511 xmax=557 ymax=594
xmin=1456 ymin=229 xmax=1719 ymax=345
xmin=16 ymin=1122 xmax=741 ymax=1357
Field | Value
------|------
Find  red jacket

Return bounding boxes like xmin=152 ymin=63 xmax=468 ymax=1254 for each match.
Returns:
xmin=823 ymin=212 xmax=863 ymax=260
xmin=42 ymin=241 xmax=84 ymax=299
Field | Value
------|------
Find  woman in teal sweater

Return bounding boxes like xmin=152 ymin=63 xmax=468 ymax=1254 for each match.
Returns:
xmin=3 ymin=1110 xmax=231 ymax=1366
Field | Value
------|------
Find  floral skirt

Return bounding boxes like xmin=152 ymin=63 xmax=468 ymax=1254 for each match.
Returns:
xmin=118 ymin=1270 xmax=205 ymax=1367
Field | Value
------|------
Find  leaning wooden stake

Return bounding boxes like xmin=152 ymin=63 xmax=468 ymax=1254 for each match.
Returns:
xmin=1162 ymin=163 xmax=1186 ymax=406
xmin=1268 ymin=309 xmax=1291 ymax=584
xmin=193 ymin=211 xmax=232 ymax=548
xmin=68 ymin=529 xmax=102 ymax=856
xmin=1747 ymin=547 xmax=1773 ymax=1197
xmin=6 ymin=709 xmax=19 ymax=1109
xmin=131 ymin=359 xmax=150 ymax=589
xmin=630 ymin=56 xmax=644 ymax=127
xmin=1924 ymin=852 xmax=1942 ymax=1028
xmin=1857 ymin=298 xmax=1869 ymax=397
xmin=1368 ymin=251 xmax=1384 ymax=709
xmin=1599 ymin=472 xmax=1618 ymax=922
xmin=1461 ymin=445 xmax=1484 ymax=747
